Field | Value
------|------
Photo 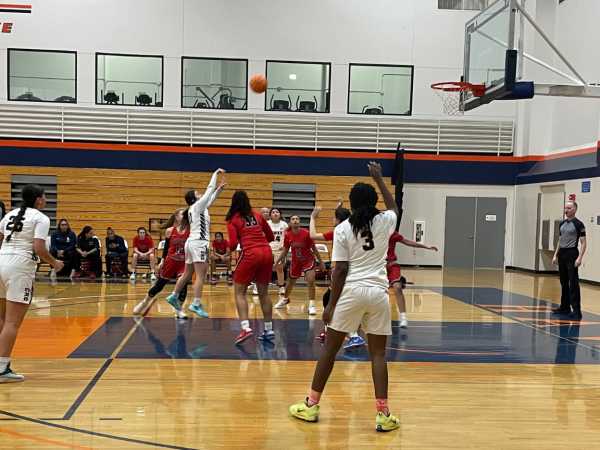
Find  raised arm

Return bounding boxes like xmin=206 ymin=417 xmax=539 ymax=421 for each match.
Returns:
xmin=310 ymin=206 xmax=326 ymax=241
xmin=368 ymin=161 xmax=398 ymax=215
xmin=193 ymin=169 xmax=225 ymax=212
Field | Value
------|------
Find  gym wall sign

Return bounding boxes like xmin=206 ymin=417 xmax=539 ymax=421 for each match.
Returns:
xmin=0 ymin=4 xmax=32 ymax=33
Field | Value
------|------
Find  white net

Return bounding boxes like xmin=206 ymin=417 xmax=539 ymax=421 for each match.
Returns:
xmin=431 ymin=83 xmax=470 ymax=115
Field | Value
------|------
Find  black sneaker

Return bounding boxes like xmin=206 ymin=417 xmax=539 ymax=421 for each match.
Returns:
xmin=552 ymin=308 xmax=571 ymax=314
xmin=569 ymin=311 xmax=582 ymax=319
xmin=0 ymin=363 xmax=25 ymax=383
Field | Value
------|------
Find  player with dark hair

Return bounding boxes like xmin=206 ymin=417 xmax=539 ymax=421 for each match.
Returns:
xmin=273 ymin=215 xmax=326 ymax=315
xmin=0 ymin=184 xmax=63 ymax=382
xmin=133 ymin=208 xmax=190 ymax=319
xmin=268 ymin=207 xmax=288 ymax=295
xmin=165 ymin=169 xmax=227 ymax=318
xmin=290 ymin=162 xmax=400 ymax=432
xmin=210 ymin=232 xmax=232 ymax=283
xmin=226 ymin=190 xmax=275 ymax=344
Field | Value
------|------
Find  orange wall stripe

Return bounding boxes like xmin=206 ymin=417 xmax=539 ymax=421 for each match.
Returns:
xmin=0 ymin=139 xmax=596 ymax=163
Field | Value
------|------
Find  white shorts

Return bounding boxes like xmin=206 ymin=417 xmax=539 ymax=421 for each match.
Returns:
xmin=0 ymin=255 xmax=36 ymax=304
xmin=185 ymin=240 xmax=209 ymax=264
xmin=272 ymin=247 xmax=287 ymax=264
xmin=328 ymin=285 xmax=391 ymax=336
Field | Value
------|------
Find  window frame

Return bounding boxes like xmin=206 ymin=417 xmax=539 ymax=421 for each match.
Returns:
xmin=347 ymin=63 xmax=415 ymax=116
xmin=95 ymin=52 xmax=165 ymax=107
xmin=264 ymin=59 xmax=332 ymax=113
xmin=180 ymin=56 xmax=249 ymax=110
xmin=7 ymin=48 xmax=78 ymax=104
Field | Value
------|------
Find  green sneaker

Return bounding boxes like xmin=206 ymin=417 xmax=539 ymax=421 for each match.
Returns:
xmin=376 ymin=411 xmax=400 ymax=432
xmin=290 ymin=398 xmax=319 ymax=422
xmin=189 ymin=303 xmax=209 ymax=318
xmin=165 ymin=294 xmax=181 ymax=311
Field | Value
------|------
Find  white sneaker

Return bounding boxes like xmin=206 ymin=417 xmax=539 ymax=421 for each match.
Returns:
xmin=50 ymin=268 xmax=57 ymax=277
xmin=101 ymin=272 xmax=106 ymax=279
xmin=0 ymin=364 xmax=24 ymax=383
xmin=400 ymin=317 xmax=408 ymax=329
xmin=308 ymin=305 xmax=317 ymax=315
xmin=151 ymin=273 xmax=157 ymax=281
xmin=130 ymin=272 xmax=136 ymax=280
xmin=133 ymin=300 xmax=148 ymax=315
xmin=253 ymin=286 xmax=258 ymax=295
xmin=175 ymin=310 xmax=188 ymax=320
xmin=279 ymin=286 xmax=286 ymax=296
xmin=70 ymin=269 xmax=76 ymax=278
xmin=142 ymin=273 xmax=147 ymax=279
xmin=275 ymin=298 xmax=291 ymax=309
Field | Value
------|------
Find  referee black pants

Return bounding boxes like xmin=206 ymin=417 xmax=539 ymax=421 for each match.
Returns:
xmin=558 ymin=247 xmax=581 ymax=313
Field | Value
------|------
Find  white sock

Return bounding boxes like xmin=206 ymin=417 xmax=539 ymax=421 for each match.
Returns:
xmin=172 ymin=290 xmax=180 ymax=298
xmin=324 ymin=325 xmax=328 ymax=330
xmin=265 ymin=322 xmax=273 ymax=331
xmin=193 ymin=297 xmax=202 ymax=306
xmin=348 ymin=332 xmax=359 ymax=338
xmin=0 ymin=357 xmax=9 ymax=373
xmin=151 ymin=270 xmax=155 ymax=274
xmin=401 ymin=312 xmax=407 ymax=319
xmin=241 ymin=320 xmax=250 ymax=330
xmin=309 ymin=300 xmax=315 ymax=307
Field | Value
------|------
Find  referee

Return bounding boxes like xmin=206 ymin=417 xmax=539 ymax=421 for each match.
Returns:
xmin=552 ymin=201 xmax=587 ymax=319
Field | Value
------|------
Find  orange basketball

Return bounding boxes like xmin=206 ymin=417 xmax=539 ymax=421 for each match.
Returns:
xmin=250 ymin=74 xmax=268 ymax=94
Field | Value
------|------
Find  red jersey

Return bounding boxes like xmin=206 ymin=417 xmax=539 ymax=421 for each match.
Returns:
xmin=323 ymin=230 xmax=334 ymax=241
xmin=212 ymin=239 xmax=229 ymax=255
xmin=227 ymin=210 xmax=274 ymax=251
xmin=133 ymin=235 xmax=153 ymax=253
xmin=168 ymin=226 xmax=189 ymax=262
xmin=285 ymin=228 xmax=315 ymax=261
xmin=387 ymin=231 xmax=404 ymax=263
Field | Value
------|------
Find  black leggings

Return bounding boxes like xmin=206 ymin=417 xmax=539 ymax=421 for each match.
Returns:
xmin=148 ymin=276 xmax=187 ymax=302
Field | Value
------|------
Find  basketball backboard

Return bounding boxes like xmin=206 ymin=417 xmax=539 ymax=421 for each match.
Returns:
xmin=463 ymin=0 xmax=517 ymax=111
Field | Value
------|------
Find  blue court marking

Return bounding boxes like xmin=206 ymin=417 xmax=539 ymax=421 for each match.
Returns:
xmin=0 ymin=409 xmax=203 ymax=450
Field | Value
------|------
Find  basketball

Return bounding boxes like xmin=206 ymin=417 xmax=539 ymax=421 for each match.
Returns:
xmin=250 ymin=74 xmax=268 ymax=94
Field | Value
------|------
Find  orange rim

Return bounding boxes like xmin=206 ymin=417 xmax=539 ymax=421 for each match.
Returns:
xmin=431 ymin=82 xmax=485 ymax=97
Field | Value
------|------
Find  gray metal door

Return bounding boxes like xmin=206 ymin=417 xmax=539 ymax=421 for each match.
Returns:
xmin=474 ymin=197 xmax=507 ymax=269
xmin=444 ymin=197 xmax=476 ymax=268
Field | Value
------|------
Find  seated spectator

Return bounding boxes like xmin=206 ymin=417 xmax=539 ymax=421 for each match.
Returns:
xmin=76 ymin=226 xmax=101 ymax=278
xmin=130 ymin=227 xmax=156 ymax=281
xmin=50 ymin=219 xmax=78 ymax=277
xmin=211 ymin=232 xmax=233 ymax=283
xmin=105 ymin=227 xmax=129 ymax=277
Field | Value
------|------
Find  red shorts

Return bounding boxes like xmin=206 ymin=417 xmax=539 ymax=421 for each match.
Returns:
xmin=160 ymin=257 xmax=185 ymax=280
xmin=386 ymin=263 xmax=402 ymax=286
xmin=289 ymin=258 xmax=315 ymax=279
xmin=233 ymin=246 xmax=273 ymax=285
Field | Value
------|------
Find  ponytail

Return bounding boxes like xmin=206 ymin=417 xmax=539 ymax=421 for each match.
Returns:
xmin=348 ymin=182 xmax=380 ymax=237
xmin=5 ymin=184 xmax=44 ymax=243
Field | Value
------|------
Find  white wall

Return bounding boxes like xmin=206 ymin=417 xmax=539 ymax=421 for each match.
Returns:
xmin=512 ymin=177 xmax=599 ymax=281
xmin=395 ymin=183 xmax=515 ymax=267
xmin=0 ymin=0 xmax=513 ymax=119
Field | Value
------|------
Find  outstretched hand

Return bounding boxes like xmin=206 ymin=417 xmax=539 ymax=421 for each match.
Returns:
xmin=311 ymin=206 xmax=322 ymax=219
xmin=368 ymin=161 xmax=383 ymax=180
xmin=216 ymin=168 xmax=226 ymax=174
xmin=427 ymin=246 xmax=438 ymax=252
xmin=219 ymin=176 xmax=228 ymax=188
xmin=337 ymin=197 xmax=344 ymax=208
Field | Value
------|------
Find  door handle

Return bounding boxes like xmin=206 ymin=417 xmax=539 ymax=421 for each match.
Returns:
xmin=469 ymin=236 xmax=474 ymax=239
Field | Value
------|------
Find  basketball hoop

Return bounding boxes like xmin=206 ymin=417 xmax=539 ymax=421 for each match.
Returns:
xmin=431 ymin=82 xmax=485 ymax=116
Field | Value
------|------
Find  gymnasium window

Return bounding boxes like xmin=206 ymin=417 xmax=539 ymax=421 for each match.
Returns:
xmin=8 ymin=49 xmax=76 ymax=103
xmin=265 ymin=61 xmax=330 ymax=113
xmin=348 ymin=64 xmax=414 ymax=116
xmin=438 ymin=0 xmax=489 ymax=10
xmin=96 ymin=53 xmax=164 ymax=107
xmin=272 ymin=183 xmax=316 ymax=227
xmin=11 ymin=175 xmax=57 ymax=231
xmin=182 ymin=57 xmax=248 ymax=110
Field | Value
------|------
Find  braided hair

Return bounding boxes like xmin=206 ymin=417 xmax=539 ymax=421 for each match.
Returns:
xmin=5 ymin=184 xmax=44 ymax=243
xmin=226 ymin=190 xmax=253 ymax=222
xmin=348 ymin=182 xmax=379 ymax=237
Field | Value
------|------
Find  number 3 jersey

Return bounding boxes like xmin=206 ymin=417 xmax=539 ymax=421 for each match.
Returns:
xmin=167 ymin=226 xmax=190 ymax=262
xmin=0 ymin=207 xmax=50 ymax=268
xmin=332 ymin=210 xmax=397 ymax=289
xmin=284 ymin=228 xmax=315 ymax=262
xmin=268 ymin=220 xmax=288 ymax=251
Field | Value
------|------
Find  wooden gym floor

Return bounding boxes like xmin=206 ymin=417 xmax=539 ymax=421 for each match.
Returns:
xmin=2 ymin=268 xmax=600 ymax=449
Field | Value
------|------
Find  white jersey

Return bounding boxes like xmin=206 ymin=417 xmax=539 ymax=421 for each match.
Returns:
xmin=268 ymin=220 xmax=288 ymax=250
xmin=332 ymin=210 xmax=397 ymax=289
xmin=0 ymin=207 xmax=50 ymax=267
xmin=188 ymin=171 xmax=223 ymax=242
